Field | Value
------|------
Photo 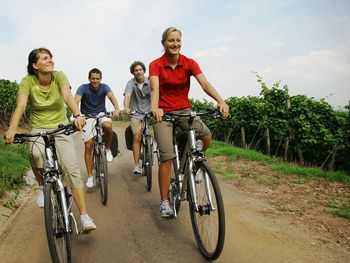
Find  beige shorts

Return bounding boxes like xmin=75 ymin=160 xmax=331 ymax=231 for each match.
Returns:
xmin=82 ymin=116 xmax=112 ymax=142
xmin=130 ymin=118 xmax=143 ymax=135
xmin=29 ymin=128 xmax=84 ymax=189
xmin=154 ymin=108 xmax=211 ymax=162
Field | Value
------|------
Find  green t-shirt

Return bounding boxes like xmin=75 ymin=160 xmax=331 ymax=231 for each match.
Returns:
xmin=18 ymin=71 xmax=69 ymax=128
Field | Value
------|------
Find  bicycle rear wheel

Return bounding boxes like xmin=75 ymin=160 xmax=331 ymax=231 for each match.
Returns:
xmin=144 ymin=139 xmax=153 ymax=191
xmin=44 ymin=182 xmax=72 ymax=263
xmin=98 ymin=147 xmax=108 ymax=205
xmin=188 ymin=161 xmax=225 ymax=260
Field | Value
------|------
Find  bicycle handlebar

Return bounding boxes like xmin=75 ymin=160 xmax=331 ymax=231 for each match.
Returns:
xmin=162 ymin=109 xmax=220 ymax=122
xmin=12 ymin=123 xmax=77 ymax=144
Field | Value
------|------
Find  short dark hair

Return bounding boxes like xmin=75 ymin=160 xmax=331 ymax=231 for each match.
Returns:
xmin=88 ymin=68 xmax=102 ymax=78
xmin=129 ymin=61 xmax=146 ymax=74
xmin=27 ymin=47 xmax=53 ymax=75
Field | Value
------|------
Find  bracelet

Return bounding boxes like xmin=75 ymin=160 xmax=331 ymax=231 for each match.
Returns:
xmin=73 ymin=114 xmax=83 ymax=118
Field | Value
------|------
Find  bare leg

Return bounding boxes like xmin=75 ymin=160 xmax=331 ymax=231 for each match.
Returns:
xmin=71 ymin=187 xmax=87 ymax=214
xmin=102 ymin=122 xmax=113 ymax=149
xmin=201 ymin=134 xmax=212 ymax=151
xmin=132 ymin=131 xmax=142 ymax=165
xmin=158 ymin=159 xmax=172 ymax=200
xmin=84 ymin=139 xmax=94 ymax=177
xmin=32 ymin=167 xmax=44 ymax=185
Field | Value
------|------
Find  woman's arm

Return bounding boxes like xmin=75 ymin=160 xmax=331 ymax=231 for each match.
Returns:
xmin=150 ymin=75 xmax=163 ymax=122
xmin=195 ymin=73 xmax=229 ymax=118
xmin=5 ymin=94 xmax=28 ymax=144
xmin=60 ymin=84 xmax=85 ymax=130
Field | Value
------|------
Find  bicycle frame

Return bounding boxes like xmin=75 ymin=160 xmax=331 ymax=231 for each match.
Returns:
xmin=165 ymin=110 xmax=219 ymax=214
xmin=41 ymin=134 xmax=74 ymax=234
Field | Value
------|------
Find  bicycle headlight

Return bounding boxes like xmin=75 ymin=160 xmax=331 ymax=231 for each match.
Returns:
xmin=195 ymin=139 xmax=203 ymax=151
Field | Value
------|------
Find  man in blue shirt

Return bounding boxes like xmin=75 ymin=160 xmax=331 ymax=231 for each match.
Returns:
xmin=75 ymin=68 xmax=120 ymax=188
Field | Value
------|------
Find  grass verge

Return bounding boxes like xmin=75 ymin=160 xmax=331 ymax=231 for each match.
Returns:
xmin=0 ymin=142 xmax=30 ymax=198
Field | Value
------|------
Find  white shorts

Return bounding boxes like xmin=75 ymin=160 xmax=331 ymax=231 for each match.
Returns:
xmin=82 ymin=114 xmax=112 ymax=142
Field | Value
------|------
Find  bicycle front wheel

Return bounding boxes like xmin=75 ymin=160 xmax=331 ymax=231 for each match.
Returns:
xmin=144 ymin=140 xmax=153 ymax=191
xmin=94 ymin=146 xmax=100 ymax=187
xmin=98 ymin=148 xmax=108 ymax=205
xmin=44 ymin=182 xmax=72 ymax=263
xmin=168 ymin=158 xmax=181 ymax=216
xmin=188 ymin=161 xmax=225 ymax=260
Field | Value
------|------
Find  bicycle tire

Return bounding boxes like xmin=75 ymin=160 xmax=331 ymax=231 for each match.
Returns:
xmin=94 ymin=146 xmax=101 ymax=188
xmin=98 ymin=147 xmax=108 ymax=205
xmin=144 ymin=139 xmax=152 ymax=191
xmin=188 ymin=161 xmax=225 ymax=260
xmin=168 ymin=158 xmax=181 ymax=215
xmin=44 ymin=182 xmax=72 ymax=263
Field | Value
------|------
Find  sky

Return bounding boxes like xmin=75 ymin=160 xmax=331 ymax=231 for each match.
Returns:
xmin=0 ymin=0 xmax=349 ymax=110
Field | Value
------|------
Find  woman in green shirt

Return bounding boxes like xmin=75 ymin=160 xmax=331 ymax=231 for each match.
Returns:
xmin=5 ymin=47 xmax=96 ymax=231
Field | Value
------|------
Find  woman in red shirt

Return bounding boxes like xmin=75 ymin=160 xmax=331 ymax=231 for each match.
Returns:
xmin=149 ymin=27 xmax=229 ymax=217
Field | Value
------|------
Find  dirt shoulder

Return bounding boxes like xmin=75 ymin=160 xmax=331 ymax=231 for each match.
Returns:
xmin=208 ymin=156 xmax=350 ymax=255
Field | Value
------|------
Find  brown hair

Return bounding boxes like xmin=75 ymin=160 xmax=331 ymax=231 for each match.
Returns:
xmin=88 ymin=68 xmax=102 ymax=78
xmin=129 ymin=61 xmax=146 ymax=74
xmin=161 ymin=27 xmax=182 ymax=45
xmin=27 ymin=47 xmax=53 ymax=75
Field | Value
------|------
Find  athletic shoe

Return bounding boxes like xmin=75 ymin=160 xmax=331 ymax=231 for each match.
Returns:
xmin=86 ymin=176 xmax=94 ymax=188
xmin=80 ymin=213 xmax=96 ymax=231
xmin=133 ymin=165 xmax=142 ymax=174
xmin=106 ymin=149 xmax=113 ymax=163
xmin=160 ymin=199 xmax=175 ymax=218
xmin=36 ymin=186 xmax=44 ymax=208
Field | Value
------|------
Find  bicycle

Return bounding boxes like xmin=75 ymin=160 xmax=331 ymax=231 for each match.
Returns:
xmin=84 ymin=112 xmax=113 ymax=205
xmin=162 ymin=109 xmax=225 ymax=260
xmin=12 ymin=124 xmax=87 ymax=263
xmin=130 ymin=111 xmax=155 ymax=191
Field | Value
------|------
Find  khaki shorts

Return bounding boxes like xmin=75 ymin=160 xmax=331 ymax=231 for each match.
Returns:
xmin=154 ymin=108 xmax=211 ymax=162
xmin=30 ymin=128 xmax=84 ymax=189
xmin=82 ymin=115 xmax=112 ymax=142
xmin=130 ymin=118 xmax=143 ymax=135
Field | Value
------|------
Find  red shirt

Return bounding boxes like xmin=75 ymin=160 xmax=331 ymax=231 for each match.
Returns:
xmin=149 ymin=54 xmax=202 ymax=112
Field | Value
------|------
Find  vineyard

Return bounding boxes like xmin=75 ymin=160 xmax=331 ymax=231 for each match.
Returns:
xmin=1 ymin=76 xmax=349 ymax=174
xmin=192 ymin=74 xmax=350 ymax=175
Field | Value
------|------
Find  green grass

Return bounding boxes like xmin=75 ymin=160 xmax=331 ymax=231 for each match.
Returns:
xmin=207 ymin=140 xmax=350 ymax=185
xmin=326 ymin=194 xmax=350 ymax=219
xmin=0 ymin=142 xmax=30 ymax=197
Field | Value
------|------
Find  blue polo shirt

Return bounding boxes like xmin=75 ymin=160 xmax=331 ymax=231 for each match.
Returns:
xmin=76 ymin=83 xmax=111 ymax=116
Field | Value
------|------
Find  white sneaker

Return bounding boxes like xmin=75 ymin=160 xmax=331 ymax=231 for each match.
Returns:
xmin=86 ymin=176 xmax=94 ymax=188
xmin=80 ymin=213 xmax=96 ymax=231
xmin=36 ymin=186 xmax=44 ymax=208
xmin=160 ymin=199 xmax=175 ymax=218
xmin=133 ymin=165 xmax=142 ymax=174
xmin=106 ymin=149 xmax=113 ymax=163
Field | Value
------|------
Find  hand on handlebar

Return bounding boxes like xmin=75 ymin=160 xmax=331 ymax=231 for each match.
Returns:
xmin=74 ymin=115 xmax=86 ymax=131
xmin=151 ymin=108 xmax=164 ymax=123
xmin=217 ymin=102 xmax=229 ymax=119
xmin=112 ymin=109 xmax=120 ymax=118
xmin=124 ymin=108 xmax=131 ymax=115
xmin=4 ymin=129 xmax=16 ymax=144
